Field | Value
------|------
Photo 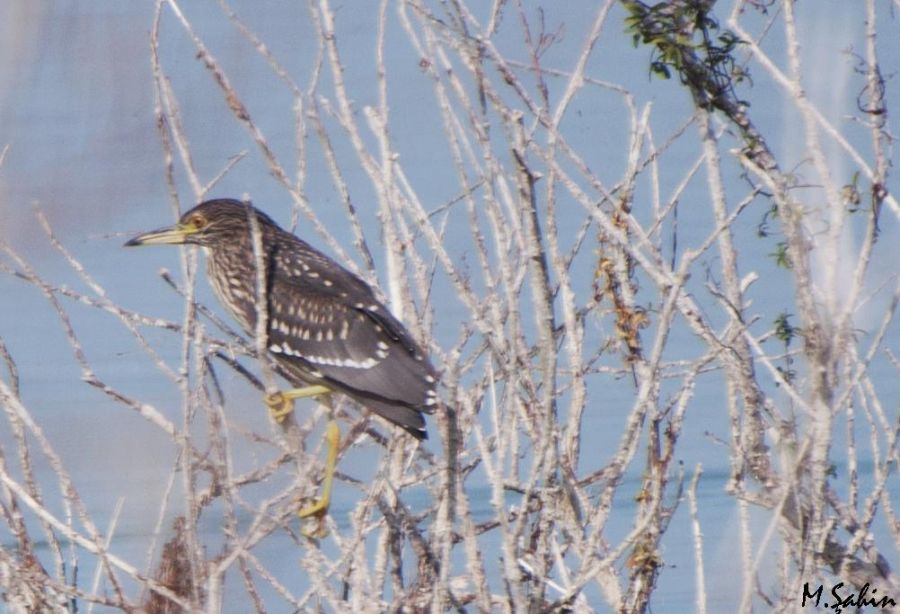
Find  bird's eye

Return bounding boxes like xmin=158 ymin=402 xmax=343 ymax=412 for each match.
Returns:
xmin=188 ymin=214 xmax=207 ymax=230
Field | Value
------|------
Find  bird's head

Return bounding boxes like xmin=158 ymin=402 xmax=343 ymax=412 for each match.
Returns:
xmin=125 ymin=199 xmax=279 ymax=249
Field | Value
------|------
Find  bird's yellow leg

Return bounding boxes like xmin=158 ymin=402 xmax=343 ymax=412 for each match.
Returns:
xmin=262 ymin=387 xmax=339 ymax=537
xmin=264 ymin=384 xmax=332 ymax=423
xmin=298 ymin=419 xmax=340 ymax=537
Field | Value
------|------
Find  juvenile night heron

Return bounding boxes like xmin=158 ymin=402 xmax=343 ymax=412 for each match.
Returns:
xmin=126 ymin=198 xmax=438 ymax=526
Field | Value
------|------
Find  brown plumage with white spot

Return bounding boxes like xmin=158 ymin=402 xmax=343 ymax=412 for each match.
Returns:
xmin=126 ymin=198 xmax=437 ymax=439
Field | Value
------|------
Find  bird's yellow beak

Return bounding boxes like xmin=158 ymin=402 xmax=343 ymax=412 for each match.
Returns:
xmin=124 ymin=223 xmax=197 ymax=247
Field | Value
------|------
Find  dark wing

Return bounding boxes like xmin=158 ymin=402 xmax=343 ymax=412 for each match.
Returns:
xmin=264 ymin=234 xmax=437 ymax=438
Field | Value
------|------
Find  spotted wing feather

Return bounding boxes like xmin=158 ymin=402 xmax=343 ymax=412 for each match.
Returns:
xmin=263 ymin=233 xmax=437 ymax=438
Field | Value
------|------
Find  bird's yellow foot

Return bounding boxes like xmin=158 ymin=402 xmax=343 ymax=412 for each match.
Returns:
xmin=263 ymin=384 xmax=332 ymax=423
xmin=298 ymin=420 xmax=340 ymax=538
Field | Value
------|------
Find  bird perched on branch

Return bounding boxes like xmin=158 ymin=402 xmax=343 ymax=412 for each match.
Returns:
xmin=126 ymin=198 xmax=438 ymax=526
